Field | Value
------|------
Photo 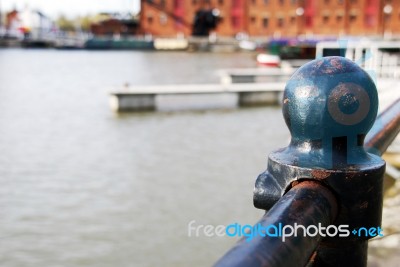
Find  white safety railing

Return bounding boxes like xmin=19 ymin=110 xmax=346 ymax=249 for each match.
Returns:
xmin=316 ymin=40 xmax=400 ymax=78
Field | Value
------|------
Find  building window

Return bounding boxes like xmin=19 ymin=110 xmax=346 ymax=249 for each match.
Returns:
xmin=192 ymin=0 xmax=197 ymax=4
xmin=263 ymin=17 xmax=269 ymax=28
xmin=277 ymin=18 xmax=284 ymax=27
xmin=336 ymin=15 xmax=343 ymax=23
xmin=264 ymin=0 xmax=269 ymax=4
xmin=324 ymin=0 xmax=329 ymax=3
xmin=350 ymin=15 xmax=357 ymax=23
xmin=323 ymin=15 xmax=329 ymax=23
xmin=279 ymin=0 xmax=284 ymax=5
xmin=251 ymin=16 xmax=256 ymax=23
xmin=305 ymin=16 xmax=312 ymax=27
xmin=175 ymin=17 xmax=183 ymax=28
xmin=160 ymin=13 xmax=167 ymax=25
xmin=147 ymin=16 xmax=153 ymax=25
xmin=218 ymin=0 xmax=224 ymax=4
xmin=252 ymin=0 xmax=257 ymax=4
xmin=174 ymin=0 xmax=183 ymax=8
xmin=231 ymin=16 xmax=241 ymax=29
xmin=365 ymin=14 xmax=375 ymax=27
xmin=160 ymin=0 xmax=166 ymax=8
xmin=290 ymin=16 xmax=296 ymax=24
xmin=233 ymin=0 xmax=241 ymax=8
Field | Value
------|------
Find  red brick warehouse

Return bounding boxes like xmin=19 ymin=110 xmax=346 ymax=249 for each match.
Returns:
xmin=139 ymin=0 xmax=400 ymax=37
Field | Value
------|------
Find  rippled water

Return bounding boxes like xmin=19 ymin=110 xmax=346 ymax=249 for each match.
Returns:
xmin=0 ymin=49 xmax=290 ymax=266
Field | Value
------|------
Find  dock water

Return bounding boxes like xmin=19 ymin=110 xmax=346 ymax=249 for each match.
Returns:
xmin=109 ymin=68 xmax=293 ymax=112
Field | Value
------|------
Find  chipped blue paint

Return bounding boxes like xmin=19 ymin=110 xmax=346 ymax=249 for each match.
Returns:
xmin=281 ymin=56 xmax=383 ymax=169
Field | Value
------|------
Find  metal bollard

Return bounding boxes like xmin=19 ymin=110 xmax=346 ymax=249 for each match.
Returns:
xmin=216 ymin=56 xmax=390 ymax=267
xmin=254 ymin=56 xmax=385 ymax=266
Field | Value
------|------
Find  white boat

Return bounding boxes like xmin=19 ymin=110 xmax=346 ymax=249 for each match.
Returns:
xmin=239 ymin=40 xmax=257 ymax=51
xmin=256 ymin=54 xmax=281 ymax=67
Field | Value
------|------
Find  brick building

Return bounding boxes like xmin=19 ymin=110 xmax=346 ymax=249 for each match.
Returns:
xmin=303 ymin=0 xmax=397 ymax=36
xmin=139 ymin=0 xmax=256 ymax=36
xmin=139 ymin=0 xmax=400 ymax=37
xmin=91 ymin=18 xmax=139 ymax=37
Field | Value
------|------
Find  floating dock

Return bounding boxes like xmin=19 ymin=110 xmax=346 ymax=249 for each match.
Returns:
xmin=109 ymin=71 xmax=400 ymax=113
xmin=110 ymin=82 xmax=285 ymax=112
xmin=218 ymin=68 xmax=294 ymax=84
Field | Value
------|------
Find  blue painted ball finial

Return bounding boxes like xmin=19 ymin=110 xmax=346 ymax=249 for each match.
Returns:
xmin=281 ymin=56 xmax=380 ymax=169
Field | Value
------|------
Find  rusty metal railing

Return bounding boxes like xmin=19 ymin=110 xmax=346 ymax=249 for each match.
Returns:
xmin=365 ymin=98 xmax=400 ymax=156
xmin=214 ymin=57 xmax=400 ymax=267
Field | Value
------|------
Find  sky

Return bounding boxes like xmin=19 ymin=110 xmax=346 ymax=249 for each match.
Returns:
xmin=1 ymin=0 xmax=140 ymax=18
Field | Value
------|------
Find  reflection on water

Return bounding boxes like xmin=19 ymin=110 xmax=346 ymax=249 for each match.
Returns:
xmin=0 ymin=50 xmax=290 ymax=266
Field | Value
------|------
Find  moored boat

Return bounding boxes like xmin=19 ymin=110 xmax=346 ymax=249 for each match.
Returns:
xmin=256 ymin=53 xmax=281 ymax=67
xmin=84 ymin=37 xmax=154 ymax=50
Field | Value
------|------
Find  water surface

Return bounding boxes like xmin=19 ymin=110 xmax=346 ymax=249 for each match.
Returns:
xmin=0 ymin=50 xmax=290 ymax=267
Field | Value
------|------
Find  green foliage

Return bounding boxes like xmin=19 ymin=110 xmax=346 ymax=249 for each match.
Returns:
xmin=77 ymin=15 xmax=94 ymax=32
xmin=56 ymin=15 xmax=76 ymax=31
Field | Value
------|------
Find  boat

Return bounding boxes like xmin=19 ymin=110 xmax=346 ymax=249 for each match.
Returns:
xmin=239 ymin=40 xmax=257 ymax=51
xmin=256 ymin=53 xmax=281 ymax=67
xmin=153 ymin=38 xmax=189 ymax=51
xmin=84 ymin=37 xmax=154 ymax=50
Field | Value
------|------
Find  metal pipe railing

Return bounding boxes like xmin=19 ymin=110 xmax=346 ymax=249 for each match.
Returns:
xmin=214 ymin=56 xmax=400 ymax=267
xmin=214 ymin=181 xmax=337 ymax=267
xmin=365 ymin=98 xmax=400 ymax=156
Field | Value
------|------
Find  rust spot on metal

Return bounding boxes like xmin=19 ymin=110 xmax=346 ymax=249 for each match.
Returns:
xmin=308 ymin=251 xmax=317 ymax=263
xmin=291 ymin=180 xmax=300 ymax=187
xmin=330 ymin=57 xmax=343 ymax=69
xmin=311 ymin=170 xmax=331 ymax=179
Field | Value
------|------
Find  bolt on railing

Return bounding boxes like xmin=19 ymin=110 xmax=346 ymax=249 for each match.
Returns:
xmin=214 ymin=56 xmax=400 ymax=267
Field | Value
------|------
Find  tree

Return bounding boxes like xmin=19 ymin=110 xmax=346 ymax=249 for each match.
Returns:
xmin=56 ymin=15 xmax=76 ymax=32
xmin=77 ymin=15 xmax=93 ymax=32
